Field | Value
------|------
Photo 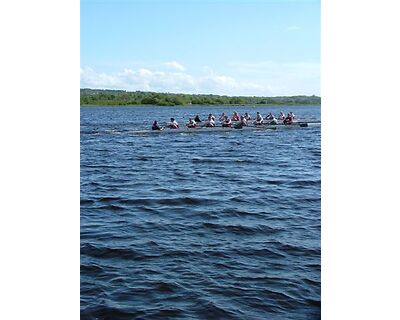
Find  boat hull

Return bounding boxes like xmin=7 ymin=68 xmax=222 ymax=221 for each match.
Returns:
xmin=135 ymin=121 xmax=321 ymax=134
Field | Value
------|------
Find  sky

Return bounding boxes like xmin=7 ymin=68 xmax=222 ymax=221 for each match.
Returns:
xmin=81 ymin=0 xmax=320 ymax=96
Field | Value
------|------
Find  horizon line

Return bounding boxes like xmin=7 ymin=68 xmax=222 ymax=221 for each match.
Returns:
xmin=80 ymin=88 xmax=320 ymax=98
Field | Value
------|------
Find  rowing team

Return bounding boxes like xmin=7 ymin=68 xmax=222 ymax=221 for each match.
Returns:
xmin=152 ymin=111 xmax=296 ymax=130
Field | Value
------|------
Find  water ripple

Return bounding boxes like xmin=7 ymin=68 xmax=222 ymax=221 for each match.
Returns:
xmin=81 ymin=105 xmax=321 ymax=319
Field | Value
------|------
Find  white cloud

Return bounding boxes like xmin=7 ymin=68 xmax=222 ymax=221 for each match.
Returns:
xmin=164 ymin=61 xmax=186 ymax=72
xmin=80 ymin=67 xmax=124 ymax=88
xmin=80 ymin=61 xmax=320 ymax=96
xmin=80 ymin=66 xmax=261 ymax=95
xmin=137 ymin=68 xmax=153 ymax=77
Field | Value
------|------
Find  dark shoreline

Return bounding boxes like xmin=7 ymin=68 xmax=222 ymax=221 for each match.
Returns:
xmin=80 ymin=88 xmax=321 ymax=107
xmin=80 ymin=104 xmax=321 ymax=107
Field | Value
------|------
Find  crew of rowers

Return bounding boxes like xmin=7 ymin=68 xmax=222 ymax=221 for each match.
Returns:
xmin=152 ymin=111 xmax=296 ymax=130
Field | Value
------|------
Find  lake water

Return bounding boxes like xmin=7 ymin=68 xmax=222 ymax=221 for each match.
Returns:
xmin=80 ymin=105 xmax=321 ymax=319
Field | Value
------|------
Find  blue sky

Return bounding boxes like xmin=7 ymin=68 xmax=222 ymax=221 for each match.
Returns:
xmin=81 ymin=0 xmax=320 ymax=96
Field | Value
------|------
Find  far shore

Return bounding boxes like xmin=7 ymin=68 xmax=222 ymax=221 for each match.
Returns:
xmin=80 ymin=103 xmax=321 ymax=107
xmin=80 ymin=89 xmax=321 ymax=107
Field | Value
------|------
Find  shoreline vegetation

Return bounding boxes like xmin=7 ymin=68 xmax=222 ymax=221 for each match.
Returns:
xmin=80 ymin=88 xmax=321 ymax=107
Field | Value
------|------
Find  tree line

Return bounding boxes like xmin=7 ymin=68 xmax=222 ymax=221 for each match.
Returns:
xmin=80 ymin=88 xmax=321 ymax=106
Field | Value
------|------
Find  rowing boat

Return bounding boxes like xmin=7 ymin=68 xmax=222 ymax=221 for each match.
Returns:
xmin=133 ymin=120 xmax=321 ymax=135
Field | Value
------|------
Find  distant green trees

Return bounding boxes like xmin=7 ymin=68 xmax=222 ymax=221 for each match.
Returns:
xmin=80 ymin=88 xmax=321 ymax=106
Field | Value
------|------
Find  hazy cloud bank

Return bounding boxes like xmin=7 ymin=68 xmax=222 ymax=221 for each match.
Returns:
xmin=80 ymin=61 xmax=320 ymax=96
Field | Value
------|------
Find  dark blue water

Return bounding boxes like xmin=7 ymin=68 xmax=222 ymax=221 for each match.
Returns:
xmin=81 ymin=105 xmax=321 ymax=319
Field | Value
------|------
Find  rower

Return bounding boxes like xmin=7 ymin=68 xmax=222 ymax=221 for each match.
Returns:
xmin=253 ymin=112 xmax=264 ymax=125
xmin=167 ymin=117 xmax=179 ymax=129
xmin=152 ymin=120 xmax=163 ymax=130
xmin=220 ymin=114 xmax=228 ymax=122
xmin=222 ymin=117 xmax=232 ymax=127
xmin=289 ymin=111 xmax=296 ymax=119
xmin=194 ymin=114 xmax=202 ymax=123
xmin=205 ymin=115 xmax=216 ymax=127
xmin=231 ymin=111 xmax=240 ymax=121
xmin=241 ymin=116 xmax=248 ymax=126
xmin=265 ymin=112 xmax=274 ymax=120
xmin=186 ymin=118 xmax=197 ymax=128
xmin=234 ymin=116 xmax=247 ymax=129
xmin=278 ymin=111 xmax=285 ymax=120
xmin=283 ymin=113 xmax=294 ymax=125
xmin=267 ymin=114 xmax=278 ymax=125
xmin=243 ymin=112 xmax=252 ymax=121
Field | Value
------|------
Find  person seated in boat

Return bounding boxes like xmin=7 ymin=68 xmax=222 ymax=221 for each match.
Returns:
xmin=186 ymin=118 xmax=197 ymax=128
xmin=278 ymin=111 xmax=286 ymax=120
xmin=231 ymin=111 xmax=240 ymax=121
xmin=222 ymin=117 xmax=232 ymax=127
xmin=243 ymin=112 xmax=252 ymax=121
xmin=265 ymin=112 xmax=274 ymax=120
xmin=220 ymin=114 xmax=228 ymax=123
xmin=283 ymin=113 xmax=294 ymax=125
xmin=194 ymin=114 xmax=202 ymax=123
xmin=205 ymin=115 xmax=216 ymax=127
xmin=152 ymin=120 xmax=163 ymax=130
xmin=289 ymin=111 xmax=296 ymax=119
xmin=234 ymin=116 xmax=248 ymax=129
xmin=266 ymin=115 xmax=278 ymax=125
xmin=253 ymin=112 xmax=264 ymax=125
xmin=167 ymin=117 xmax=179 ymax=129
